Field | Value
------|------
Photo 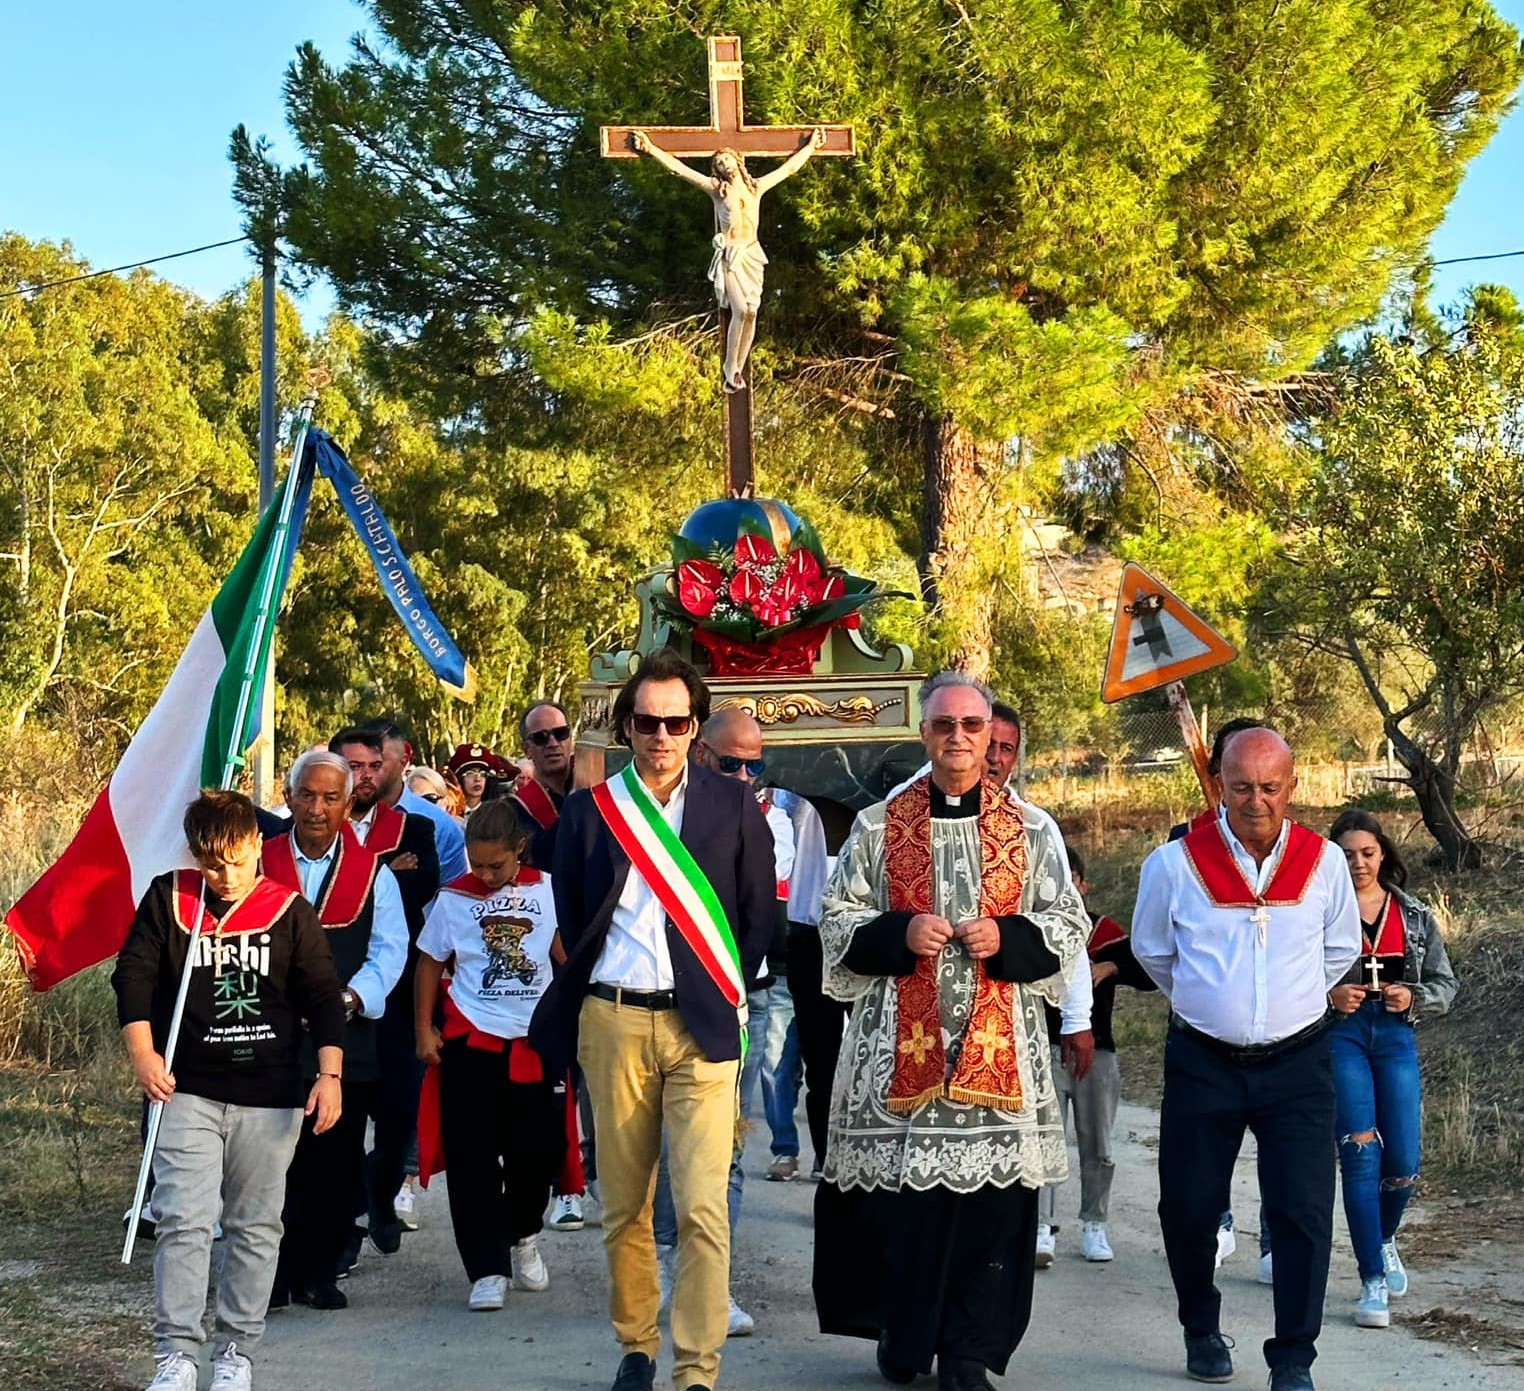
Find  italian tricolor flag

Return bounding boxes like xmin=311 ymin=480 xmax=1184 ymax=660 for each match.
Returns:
xmin=5 ymin=465 xmax=310 ymax=990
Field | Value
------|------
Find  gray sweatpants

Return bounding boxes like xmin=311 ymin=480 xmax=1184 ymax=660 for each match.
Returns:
xmin=151 ymin=1091 xmax=303 ymax=1359
xmin=1038 ymin=1045 xmax=1121 ymax=1227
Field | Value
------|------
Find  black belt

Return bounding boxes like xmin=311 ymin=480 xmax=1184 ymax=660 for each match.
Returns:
xmin=590 ymin=982 xmax=678 ymax=1011
xmin=1171 ymin=1013 xmax=1330 ymax=1066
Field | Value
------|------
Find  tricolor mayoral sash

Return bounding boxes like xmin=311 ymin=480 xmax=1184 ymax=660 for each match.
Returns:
xmin=884 ymin=774 xmax=1028 ymax=1115
xmin=260 ymin=825 xmax=381 ymax=927
xmin=591 ymin=765 xmax=747 ymax=1049
xmin=172 ymin=870 xmax=297 ymax=937
xmin=1179 ymin=819 xmax=1325 ymax=909
xmin=511 ymin=779 xmax=560 ymax=831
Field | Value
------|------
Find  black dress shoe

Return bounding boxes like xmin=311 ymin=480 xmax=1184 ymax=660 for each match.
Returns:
xmin=876 ymin=1334 xmax=916 ymax=1385
xmin=611 ymin=1351 xmax=655 ymax=1391
xmin=267 ymin=1275 xmax=290 ymax=1311
xmin=1184 ymin=1331 xmax=1234 ymax=1383
xmin=367 ymin=1209 xmax=402 ymax=1255
xmin=296 ymin=1280 xmax=348 ymax=1310
xmin=1269 ymin=1367 xmax=1315 ymax=1391
xmin=938 ymin=1356 xmax=995 ymax=1391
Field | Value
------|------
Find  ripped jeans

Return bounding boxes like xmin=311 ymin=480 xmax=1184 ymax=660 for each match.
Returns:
xmin=1331 ymin=999 xmax=1421 ymax=1281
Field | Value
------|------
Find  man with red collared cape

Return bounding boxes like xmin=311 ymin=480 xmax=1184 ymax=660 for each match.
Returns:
xmin=812 ymin=670 xmax=1088 ymax=1391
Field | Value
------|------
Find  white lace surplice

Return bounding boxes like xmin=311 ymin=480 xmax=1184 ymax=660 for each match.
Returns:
xmin=820 ymin=790 xmax=1089 ymax=1194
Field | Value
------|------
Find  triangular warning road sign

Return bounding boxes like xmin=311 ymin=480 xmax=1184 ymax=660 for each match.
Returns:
xmin=1101 ymin=563 xmax=1237 ymax=703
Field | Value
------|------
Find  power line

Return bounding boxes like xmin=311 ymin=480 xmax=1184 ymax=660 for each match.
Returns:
xmin=0 ymin=235 xmax=252 ymax=301
xmin=1431 ymin=248 xmax=1524 ymax=268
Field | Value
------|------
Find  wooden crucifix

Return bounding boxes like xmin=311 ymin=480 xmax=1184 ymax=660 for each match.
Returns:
xmin=602 ymin=35 xmax=855 ymax=497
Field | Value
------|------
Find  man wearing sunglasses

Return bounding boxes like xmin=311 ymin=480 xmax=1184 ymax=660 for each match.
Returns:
xmin=813 ymin=670 xmax=1090 ymax=1391
xmin=530 ymin=648 xmax=776 ymax=1391
xmin=512 ymin=701 xmax=575 ymax=867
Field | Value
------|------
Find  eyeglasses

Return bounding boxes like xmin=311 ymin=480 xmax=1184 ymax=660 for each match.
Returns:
xmin=927 ymin=716 xmax=989 ymax=736
xmin=629 ymin=713 xmax=695 ymax=737
xmin=714 ymin=755 xmax=766 ymax=777
xmin=527 ymin=725 xmax=572 ymax=747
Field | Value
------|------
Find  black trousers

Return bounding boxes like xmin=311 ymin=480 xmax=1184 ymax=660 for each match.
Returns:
xmin=1158 ymin=1022 xmax=1335 ymax=1372
xmin=787 ymin=928 xmax=851 ymax=1167
xmin=439 ymin=1036 xmax=565 ymax=1281
xmin=279 ymin=1078 xmax=375 ymax=1286
xmin=366 ymin=987 xmax=427 ymax=1222
xmin=815 ymin=1180 xmax=1040 ymax=1376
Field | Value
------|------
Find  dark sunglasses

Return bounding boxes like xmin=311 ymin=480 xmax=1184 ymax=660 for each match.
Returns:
xmin=629 ymin=713 xmax=695 ymax=737
xmin=420 ymin=792 xmax=442 ymax=803
xmin=928 ymin=716 xmax=989 ymax=736
xmin=715 ymin=755 xmax=766 ymax=777
xmin=527 ymin=725 xmax=572 ymax=747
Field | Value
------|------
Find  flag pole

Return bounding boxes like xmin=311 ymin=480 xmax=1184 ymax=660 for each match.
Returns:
xmin=121 ymin=398 xmax=318 ymax=1265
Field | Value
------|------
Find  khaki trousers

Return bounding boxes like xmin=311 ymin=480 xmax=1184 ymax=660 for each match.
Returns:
xmin=579 ymin=994 xmax=739 ymax=1390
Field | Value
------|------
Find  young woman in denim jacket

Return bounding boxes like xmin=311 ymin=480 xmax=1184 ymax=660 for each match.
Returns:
xmin=1327 ymin=809 xmax=1458 ymax=1331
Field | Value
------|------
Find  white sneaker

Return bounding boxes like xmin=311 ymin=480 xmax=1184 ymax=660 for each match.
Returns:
xmin=468 ymin=1274 xmax=508 ymax=1311
xmin=548 ymin=1193 xmax=585 ymax=1231
xmin=394 ymin=1182 xmax=419 ymax=1232
xmin=1355 ymin=1275 xmax=1390 ymax=1328
xmin=1215 ymin=1222 xmax=1237 ymax=1268
xmin=727 ymin=1296 xmax=755 ymax=1337
xmin=1035 ymin=1224 xmax=1056 ymax=1269
xmin=511 ymin=1235 xmax=549 ymax=1291
xmin=1080 ymin=1221 xmax=1114 ymax=1262
xmin=1257 ymin=1252 xmax=1274 ymax=1286
xmin=657 ymin=1243 xmax=677 ymax=1312
xmin=145 ymin=1353 xmax=198 ymax=1391
xmin=1382 ymin=1239 xmax=1408 ymax=1297
xmin=210 ymin=1343 xmax=253 ymax=1391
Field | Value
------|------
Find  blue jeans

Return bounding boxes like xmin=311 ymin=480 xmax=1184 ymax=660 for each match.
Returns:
xmin=1332 ymin=999 xmax=1422 ymax=1281
xmin=653 ymin=987 xmax=769 ymax=1247
xmin=760 ymin=982 xmax=801 ymax=1158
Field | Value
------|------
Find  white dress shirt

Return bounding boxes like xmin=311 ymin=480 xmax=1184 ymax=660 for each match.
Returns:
xmin=291 ymin=833 xmax=407 ymax=1019
xmin=350 ymin=804 xmax=377 ymax=843
xmin=591 ymin=767 xmax=688 ymax=990
xmin=1132 ymin=810 xmax=1361 ymax=1047
xmin=1057 ymin=944 xmax=1093 ymax=1035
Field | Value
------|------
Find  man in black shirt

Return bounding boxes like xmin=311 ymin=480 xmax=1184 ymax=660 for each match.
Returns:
xmin=113 ymin=789 xmax=345 ymax=1391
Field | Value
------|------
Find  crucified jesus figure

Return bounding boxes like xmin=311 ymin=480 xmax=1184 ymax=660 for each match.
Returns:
xmin=632 ymin=126 xmax=827 ymax=392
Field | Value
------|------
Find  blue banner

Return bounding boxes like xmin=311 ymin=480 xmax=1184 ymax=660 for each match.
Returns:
xmin=309 ymin=429 xmax=476 ymax=699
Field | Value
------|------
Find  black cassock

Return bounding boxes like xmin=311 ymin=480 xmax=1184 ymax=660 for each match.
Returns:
xmin=813 ymin=1176 xmax=1040 ymax=1377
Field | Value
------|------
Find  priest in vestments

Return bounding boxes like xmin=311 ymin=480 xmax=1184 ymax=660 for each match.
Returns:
xmin=812 ymin=671 xmax=1089 ymax=1391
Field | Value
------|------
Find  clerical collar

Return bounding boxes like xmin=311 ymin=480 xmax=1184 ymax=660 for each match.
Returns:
xmin=930 ymin=779 xmax=981 ymax=819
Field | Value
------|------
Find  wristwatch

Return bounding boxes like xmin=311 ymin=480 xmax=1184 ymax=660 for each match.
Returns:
xmin=341 ymin=988 xmax=358 ymax=1020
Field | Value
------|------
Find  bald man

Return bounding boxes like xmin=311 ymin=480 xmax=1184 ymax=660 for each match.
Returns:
xmin=1132 ymin=728 xmax=1359 ymax=1391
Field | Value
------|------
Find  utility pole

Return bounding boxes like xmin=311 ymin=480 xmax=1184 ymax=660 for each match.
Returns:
xmin=253 ymin=238 xmax=277 ymax=808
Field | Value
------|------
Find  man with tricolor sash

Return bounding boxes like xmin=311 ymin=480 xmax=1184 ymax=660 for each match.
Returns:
xmin=1133 ymin=727 xmax=1360 ymax=1391
xmin=529 ymin=648 xmax=776 ymax=1391
xmin=812 ymin=670 xmax=1089 ymax=1391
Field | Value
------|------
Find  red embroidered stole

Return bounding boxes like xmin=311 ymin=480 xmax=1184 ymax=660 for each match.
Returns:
xmin=260 ymin=826 xmax=381 ymax=927
xmin=1087 ymin=914 xmax=1126 ymax=958
xmin=1364 ymin=894 xmax=1405 ymax=958
xmin=511 ymin=780 xmax=560 ymax=831
xmin=172 ymin=870 xmax=296 ymax=937
xmin=361 ymin=800 xmax=407 ymax=858
xmin=884 ymin=775 xmax=1027 ymax=1114
xmin=1180 ymin=820 xmax=1325 ymax=908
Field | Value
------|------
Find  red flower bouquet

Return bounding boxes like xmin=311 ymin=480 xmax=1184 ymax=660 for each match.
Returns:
xmin=656 ymin=512 xmax=892 ymax=676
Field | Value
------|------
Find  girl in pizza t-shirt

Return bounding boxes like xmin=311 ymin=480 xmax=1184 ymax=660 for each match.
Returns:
xmin=413 ymin=799 xmax=566 ymax=1312
xmin=1327 ymin=809 xmax=1458 ymax=1331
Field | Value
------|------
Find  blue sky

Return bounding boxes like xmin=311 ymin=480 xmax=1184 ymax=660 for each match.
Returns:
xmin=2 ymin=1 xmax=1521 ymax=321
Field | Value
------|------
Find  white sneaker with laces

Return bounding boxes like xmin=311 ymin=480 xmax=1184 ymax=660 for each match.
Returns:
xmin=727 ymin=1296 xmax=755 ymax=1337
xmin=549 ymin=1193 xmax=585 ymax=1231
xmin=145 ymin=1352 xmax=198 ymax=1391
xmin=511 ymin=1235 xmax=549 ymax=1291
xmin=1355 ymin=1275 xmax=1390 ymax=1328
xmin=468 ymin=1274 xmax=508 ymax=1311
xmin=657 ymin=1243 xmax=677 ymax=1312
xmin=394 ymin=1182 xmax=419 ymax=1232
xmin=1215 ymin=1221 xmax=1236 ymax=1268
xmin=210 ymin=1342 xmax=252 ymax=1391
xmin=1257 ymin=1251 xmax=1274 ymax=1286
xmin=1035 ymin=1224 xmax=1056 ymax=1269
xmin=1382 ymin=1238 xmax=1408 ymax=1297
xmin=1080 ymin=1221 xmax=1114 ymax=1262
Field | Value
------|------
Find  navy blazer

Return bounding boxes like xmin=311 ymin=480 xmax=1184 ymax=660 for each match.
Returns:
xmin=529 ymin=763 xmax=776 ymax=1068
